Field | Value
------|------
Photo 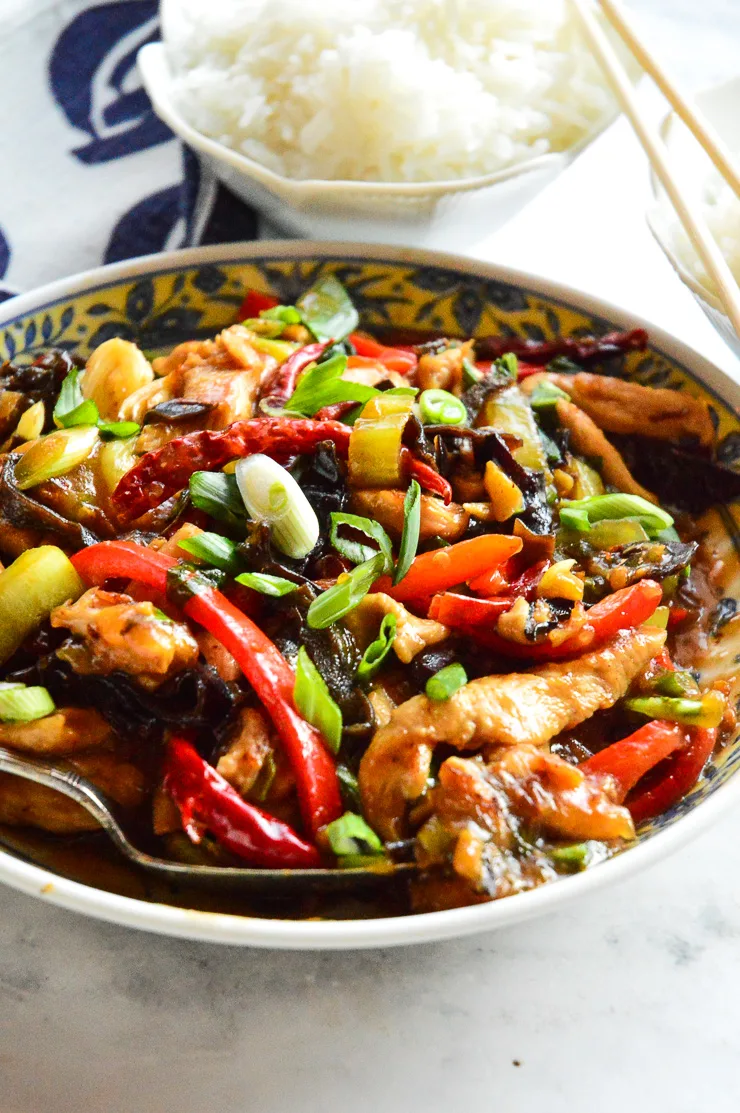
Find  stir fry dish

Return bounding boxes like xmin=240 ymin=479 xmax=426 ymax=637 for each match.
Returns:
xmin=0 ymin=274 xmax=737 ymax=914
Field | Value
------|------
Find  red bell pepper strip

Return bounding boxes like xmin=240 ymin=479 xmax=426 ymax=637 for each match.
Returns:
xmin=349 ymin=333 xmax=417 ymax=374
xmin=71 ymin=542 xmax=342 ymax=835
xmin=476 ymin=328 xmax=649 ymax=367
xmin=165 ymin=736 xmax=321 ymax=867
xmin=373 ymin=534 xmax=522 ymax=603
xmin=455 ymin=579 xmax=663 ymax=659
xmin=580 ymin=720 xmax=689 ymax=801
xmin=260 ymin=340 xmax=331 ymax=411
xmin=112 ymin=417 xmax=352 ymax=522
xmin=238 ymin=289 xmax=280 ymax=320
xmin=400 ymin=448 xmax=453 ymax=505
xmin=428 ymin=592 xmax=515 ymax=627
xmin=627 ymin=727 xmax=717 ymax=823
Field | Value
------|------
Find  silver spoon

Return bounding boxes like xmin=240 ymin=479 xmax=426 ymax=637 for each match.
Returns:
xmin=0 ymin=746 xmax=415 ymax=892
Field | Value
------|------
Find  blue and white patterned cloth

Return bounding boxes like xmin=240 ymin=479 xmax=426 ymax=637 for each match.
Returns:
xmin=0 ymin=0 xmax=259 ymax=302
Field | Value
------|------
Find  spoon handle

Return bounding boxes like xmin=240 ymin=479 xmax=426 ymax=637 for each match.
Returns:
xmin=0 ymin=745 xmax=135 ymax=856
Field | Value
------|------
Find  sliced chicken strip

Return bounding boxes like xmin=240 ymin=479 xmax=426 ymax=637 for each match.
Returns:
xmin=0 ymin=708 xmax=111 ymax=755
xmin=522 ymin=371 xmax=714 ymax=447
xmin=0 ymin=750 xmax=146 ymax=834
xmin=344 ymin=592 xmax=449 ymax=664
xmin=349 ymin=489 xmax=469 ymax=543
xmin=555 ymin=399 xmax=657 ymax=503
xmin=51 ymin=587 xmax=199 ymax=684
xmin=359 ymin=625 xmax=665 ymax=838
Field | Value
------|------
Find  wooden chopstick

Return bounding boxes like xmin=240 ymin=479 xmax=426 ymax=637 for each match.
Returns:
xmin=569 ymin=0 xmax=740 ymax=341
xmin=598 ymin=0 xmax=740 ymax=198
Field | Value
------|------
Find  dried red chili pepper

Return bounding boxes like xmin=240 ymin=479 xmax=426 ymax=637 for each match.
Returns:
xmin=474 ymin=328 xmax=648 ymax=367
xmin=165 ymin=736 xmax=322 ymax=868
xmin=112 ymin=418 xmax=352 ymax=522
xmin=261 ymin=340 xmax=331 ymax=412
xmin=400 ymin=447 xmax=452 ymax=504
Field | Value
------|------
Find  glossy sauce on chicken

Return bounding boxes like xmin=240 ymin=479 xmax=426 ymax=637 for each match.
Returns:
xmin=0 ymin=277 xmax=737 ymax=919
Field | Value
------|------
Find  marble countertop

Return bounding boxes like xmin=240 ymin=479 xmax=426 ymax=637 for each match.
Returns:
xmin=3 ymin=4 xmax=740 ymax=1112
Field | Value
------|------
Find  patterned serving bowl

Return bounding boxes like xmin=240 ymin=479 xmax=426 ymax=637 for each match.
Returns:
xmin=0 ymin=241 xmax=738 ymax=949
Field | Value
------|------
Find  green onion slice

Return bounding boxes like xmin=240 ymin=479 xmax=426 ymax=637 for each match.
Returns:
xmin=235 ymin=454 xmax=319 ymax=559
xmin=307 ymin=552 xmax=386 ymax=630
xmin=495 ymin=352 xmax=519 ymax=380
xmin=98 ymin=420 xmax=141 ymax=440
xmin=235 ymin=572 xmax=299 ymax=597
xmin=329 ymin=512 xmax=393 ymax=570
xmin=623 ymin=693 xmax=724 ymax=729
xmin=260 ymin=304 xmax=302 ymax=325
xmin=426 ymin=662 xmax=468 ymax=701
xmin=462 ymin=357 xmax=482 ymax=387
xmin=559 ymin=494 xmax=673 ymax=539
xmin=178 ymin=532 xmax=242 ymax=573
xmin=336 ymin=765 xmax=362 ymax=810
xmin=286 ymin=351 xmax=377 ymax=416
xmin=0 ymin=684 xmax=56 ymax=722
xmin=189 ymin=472 xmax=246 ymax=529
xmin=393 ymin=480 xmax=421 ymax=586
xmin=549 ymin=842 xmax=593 ymax=870
xmin=325 ymin=811 xmax=384 ymax=861
xmin=357 ymin=613 xmax=397 ymax=684
xmin=419 ymin=389 xmax=467 ymax=426
xmin=294 ymin=646 xmax=343 ymax=754
xmin=54 ymin=369 xmax=100 ymax=428
xmin=297 ymin=274 xmax=359 ymax=342
xmin=529 ymin=381 xmax=571 ymax=411
xmin=53 ymin=369 xmax=141 ymax=437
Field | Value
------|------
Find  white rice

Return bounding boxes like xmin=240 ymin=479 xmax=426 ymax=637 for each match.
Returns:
xmin=668 ymin=167 xmax=740 ymax=296
xmin=165 ymin=0 xmax=619 ymax=183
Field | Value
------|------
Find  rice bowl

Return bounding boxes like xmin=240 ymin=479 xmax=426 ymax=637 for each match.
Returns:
xmin=162 ymin=0 xmax=623 ymax=185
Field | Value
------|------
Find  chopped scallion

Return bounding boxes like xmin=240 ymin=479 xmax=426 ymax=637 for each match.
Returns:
xmin=286 ymin=351 xmax=377 ymax=416
xmin=426 ymin=662 xmax=468 ymax=701
xmin=294 ymin=646 xmax=343 ymax=754
xmin=98 ymin=420 xmax=141 ymax=440
xmin=624 ymin=691 xmax=725 ymax=729
xmin=235 ymin=572 xmax=299 ymax=597
xmin=0 ymin=684 xmax=56 ymax=723
xmin=189 ymin=471 xmax=246 ymax=528
xmin=357 ymin=613 xmax=397 ymax=683
xmin=336 ymin=765 xmax=362 ymax=810
xmin=529 ymin=380 xmax=571 ymax=411
xmin=559 ymin=494 xmax=673 ymax=539
xmin=419 ymin=389 xmax=467 ymax=427
xmin=393 ymin=480 xmax=421 ymax=586
xmin=235 ymin=454 xmax=319 ymax=559
xmin=325 ymin=811 xmax=384 ymax=861
xmin=178 ymin=532 xmax=242 ymax=573
xmin=329 ymin=512 xmax=393 ymax=571
xmin=260 ymin=304 xmax=302 ymax=325
xmin=307 ymin=552 xmax=386 ymax=629
xmin=54 ymin=369 xmax=99 ymax=428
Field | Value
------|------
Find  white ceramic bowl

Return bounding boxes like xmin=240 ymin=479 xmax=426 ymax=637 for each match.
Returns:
xmin=138 ymin=38 xmax=623 ymax=250
xmin=0 ymin=240 xmax=738 ymax=949
xmin=647 ymin=76 xmax=740 ymax=358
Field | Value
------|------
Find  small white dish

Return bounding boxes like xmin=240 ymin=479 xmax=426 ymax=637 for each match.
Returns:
xmin=138 ymin=40 xmax=623 ymax=250
xmin=647 ymin=75 xmax=740 ymax=358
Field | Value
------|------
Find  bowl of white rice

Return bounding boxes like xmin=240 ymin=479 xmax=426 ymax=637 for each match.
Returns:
xmin=140 ymin=0 xmax=631 ymax=247
xmin=647 ymin=76 xmax=740 ymax=358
